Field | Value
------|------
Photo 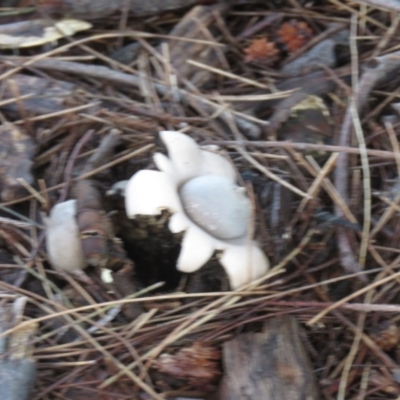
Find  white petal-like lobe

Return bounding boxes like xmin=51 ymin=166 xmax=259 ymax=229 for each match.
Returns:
xmin=153 ymin=152 xmax=175 ymax=176
xmin=200 ymin=149 xmax=236 ymax=181
xmin=46 ymin=199 xmax=86 ymax=272
xmin=176 ymin=225 xmax=215 ymax=273
xmin=219 ymin=242 xmax=269 ymax=289
xmin=107 ymin=180 xmax=128 ymax=196
xmin=159 ymin=131 xmax=202 ymax=183
xmin=125 ymin=170 xmax=182 ymax=217
xmin=169 ymin=212 xmax=190 ymax=233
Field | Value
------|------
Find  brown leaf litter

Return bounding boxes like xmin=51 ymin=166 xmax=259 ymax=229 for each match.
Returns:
xmin=2 ymin=1 xmax=400 ymax=399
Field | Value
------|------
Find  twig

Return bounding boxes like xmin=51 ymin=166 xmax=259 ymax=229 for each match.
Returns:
xmin=353 ymin=0 xmax=400 ymax=12
xmin=235 ymin=146 xmax=312 ymax=199
xmin=307 ymin=269 xmax=400 ymax=325
xmin=206 ymin=139 xmax=400 ymax=160
xmin=334 ymin=40 xmax=400 ymax=276
xmin=370 ymin=120 xmax=400 ymax=238
xmin=297 ymin=152 xmax=339 ymax=214
xmin=3 ymin=57 xmax=262 ymax=138
xmin=236 ymin=13 xmax=282 ymax=40
xmin=0 ymin=144 xmax=154 ymax=207
xmin=58 ymin=130 xmax=94 ymax=203
xmin=351 ymin=101 xmax=371 ymax=268
xmin=82 ymin=129 xmax=122 ymax=175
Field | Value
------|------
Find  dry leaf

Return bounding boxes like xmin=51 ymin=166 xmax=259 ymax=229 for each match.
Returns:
xmin=370 ymin=321 xmax=399 ymax=351
xmin=0 ymin=19 xmax=92 ymax=49
xmin=154 ymin=342 xmax=221 ymax=390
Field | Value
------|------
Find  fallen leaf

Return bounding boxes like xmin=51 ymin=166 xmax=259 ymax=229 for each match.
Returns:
xmin=0 ymin=19 xmax=92 ymax=48
xmin=370 ymin=321 xmax=399 ymax=351
xmin=154 ymin=342 xmax=221 ymax=390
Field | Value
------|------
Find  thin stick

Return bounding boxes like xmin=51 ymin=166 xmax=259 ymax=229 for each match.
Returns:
xmin=297 ymin=152 xmax=339 ymax=214
xmin=187 ymin=59 xmax=271 ymax=89
xmin=59 ymin=130 xmax=94 ymax=203
xmin=16 ymin=178 xmax=47 ymax=207
xmin=385 ymin=120 xmax=400 ymax=178
xmin=207 ymin=140 xmax=400 ymax=160
xmin=307 ymin=269 xmax=400 ymax=326
xmin=306 ymin=156 xmax=358 ymax=224
xmin=354 ymin=0 xmax=400 ymax=12
xmin=235 ymin=146 xmax=312 ymax=199
xmin=77 ymin=144 xmax=154 ymax=180
xmin=351 ymin=101 xmax=371 ymax=268
xmin=0 ymin=144 xmax=154 ymax=207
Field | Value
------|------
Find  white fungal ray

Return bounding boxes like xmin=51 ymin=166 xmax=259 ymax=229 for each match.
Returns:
xmin=199 ymin=148 xmax=237 ymax=181
xmin=218 ymin=242 xmax=269 ymax=290
xmin=125 ymin=170 xmax=182 ymax=217
xmin=46 ymin=200 xmax=86 ymax=273
xmin=158 ymin=130 xmax=202 ymax=184
xmin=176 ymin=223 xmax=215 ymax=273
xmin=125 ymin=131 xmax=269 ymax=289
xmin=157 ymin=131 xmax=237 ymax=183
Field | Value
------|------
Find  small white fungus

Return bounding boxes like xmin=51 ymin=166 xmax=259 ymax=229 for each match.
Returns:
xmin=46 ymin=199 xmax=86 ymax=273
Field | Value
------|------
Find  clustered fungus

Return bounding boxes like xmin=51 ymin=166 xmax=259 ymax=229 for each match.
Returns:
xmin=125 ymin=131 xmax=269 ymax=289
xmin=45 ymin=131 xmax=269 ymax=289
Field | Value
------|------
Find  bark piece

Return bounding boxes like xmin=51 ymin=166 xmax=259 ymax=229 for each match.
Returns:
xmin=166 ymin=4 xmax=229 ymax=87
xmin=218 ymin=316 xmax=319 ymax=400
xmin=68 ymin=181 xmax=143 ymax=319
xmin=38 ymin=0 xmax=198 ymax=20
xmin=0 ymin=73 xmax=77 ymax=117
xmin=0 ymin=124 xmax=36 ymax=202
xmin=0 ymin=298 xmax=37 ymax=400
xmin=75 ymin=179 xmax=116 ymax=268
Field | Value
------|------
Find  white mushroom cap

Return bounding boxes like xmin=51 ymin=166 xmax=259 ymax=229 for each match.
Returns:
xmin=46 ymin=200 xmax=86 ymax=272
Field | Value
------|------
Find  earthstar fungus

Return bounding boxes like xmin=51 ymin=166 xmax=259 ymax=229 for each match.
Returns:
xmin=125 ymin=131 xmax=269 ymax=289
